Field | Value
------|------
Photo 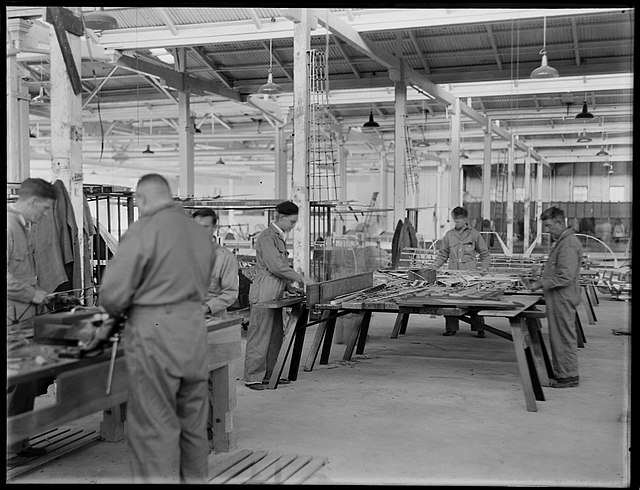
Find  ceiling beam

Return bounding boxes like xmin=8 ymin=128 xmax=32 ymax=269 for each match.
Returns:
xmin=407 ymin=31 xmax=430 ymax=75
xmin=156 ymin=7 xmax=179 ymax=36
xmin=570 ymin=18 xmax=581 ymax=66
xmin=333 ymin=37 xmax=361 ymax=78
xmin=95 ymin=8 xmax=625 ymax=50
xmin=248 ymin=8 xmax=263 ymax=29
xmin=113 ymin=52 xmax=242 ymax=101
xmin=485 ymin=25 xmax=503 ymax=71
xmin=82 ymin=65 xmax=118 ymax=108
xmin=143 ymin=74 xmax=178 ymax=103
xmin=189 ymin=46 xmax=233 ymax=89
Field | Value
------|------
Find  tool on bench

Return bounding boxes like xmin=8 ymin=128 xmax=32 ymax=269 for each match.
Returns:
xmin=105 ymin=330 xmax=122 ymax=395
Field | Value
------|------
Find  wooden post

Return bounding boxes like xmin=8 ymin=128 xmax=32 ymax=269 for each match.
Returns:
xmin=274 ymin=125 xmax=287 ymax=199
xmin=49 ymin=7 xmax=84 ymax=288
xmin=536 ymin=158 xmax=544 ymax=245
xmin=449 ymin=98 xmax=461 ymax=211
xmin=379 ymin=151 xmax=390 ymax=232
xmin=482 ymin=118 xmax=492 ymax=222
xmin=291 ymin=9 xmax=312 ymax=279
xmin=392 ymin=33 xmax=406 ymax=227
xmin=524 ymin=147 xmax=532 ymax=250
xmin=506 ymin=133 xmax=515 ymax=254
xmin=6 ymin=20 xmax=31 ymax=182
xmin=176 ymin=48 xmax=194 ymax=197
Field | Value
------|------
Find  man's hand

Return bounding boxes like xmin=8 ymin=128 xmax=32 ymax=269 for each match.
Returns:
xmin=201 ymin=304 xmax=211 ymax=316
xmin=32 ymin=289 xmax=49 ymax=305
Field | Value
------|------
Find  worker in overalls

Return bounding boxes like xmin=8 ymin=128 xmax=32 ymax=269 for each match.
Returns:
xmin=192 ymin=208 xmax=239 ymax=449
xmin=7 ymin=178 xmax=57 ymax=458
xmin=100 ymin=174 xmax=215 ymax=483
xmin=526 ymin=206 xmax=582 ymax=388
xmin=432 ymin=206 xmax=491 ymax=337
xmin=243 ymin=201 xmax=306 ymax=390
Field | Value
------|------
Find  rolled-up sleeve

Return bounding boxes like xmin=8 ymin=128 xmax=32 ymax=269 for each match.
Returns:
xmin=6 ymin=235 xmax=37 ymax=304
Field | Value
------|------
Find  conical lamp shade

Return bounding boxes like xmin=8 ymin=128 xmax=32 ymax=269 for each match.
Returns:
xmin=596 ymin=147 xmax=609 ymax=157
xmin=576 ymin=102 xmax=594 ymax=119
xmin=215 ymin=157 xmax=226 ymax=165
xmin=258 ymin=72 xmax=283 ymax=95
xmin=362 ymin=111 xmax=380 ymax=129
xmin=576 ymin=132 xmax=592 ymax=143
xmin=83 ymin=11 xmax=119 ymax=31
xmin=530 ymin=53 xmax=559 ymax=79
xmin=142 ymin=144 xmax=154 ymax=154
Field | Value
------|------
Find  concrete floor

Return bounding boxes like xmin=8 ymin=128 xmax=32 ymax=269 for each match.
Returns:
xmin=9 ymin=294 xmax=631 ymax=486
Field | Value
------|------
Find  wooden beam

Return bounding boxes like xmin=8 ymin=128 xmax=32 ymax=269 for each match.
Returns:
xmin=45 ymin=6 xmax=83 ymax=37
xmin=157 ymin=7 xmax=179 ymax=36
xmin=190 ymin=46 xmax=234 ymax=89
xmin=333 ymin=37 xmax=361 ymax=78
xmin=484 ymin=25 xmax=503 ymax=71
xmin=114 ymin=52 xmax=242 ymax=101
xmin=47 ymin=7 xmax=83 ymax=96
xmin=143 ymin=74 xmax=178 ymax=103
xmin=82 ymin=65 xmax=118 ymax=108
xmin=248 ymin=8 xmax=263 ymax=30
xmin=408 ymin=31 xmax=431 ymax=74
xmin=570 ymin=18 xmax=581 ymax=66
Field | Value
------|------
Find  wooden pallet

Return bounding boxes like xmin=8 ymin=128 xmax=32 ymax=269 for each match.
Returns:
xmin=6 ymin=426 xmax=100 ymax=480
xmin=208 ymin=449 xmax=327 ymax=484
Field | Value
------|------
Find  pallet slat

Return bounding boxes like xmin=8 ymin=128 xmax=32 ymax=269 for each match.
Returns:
xmin=209 ymin=450 xmax=268 ymax=484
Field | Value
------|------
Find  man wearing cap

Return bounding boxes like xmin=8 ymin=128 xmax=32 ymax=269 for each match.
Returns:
xmin=243 ymin=201 xmax=306 ymax=390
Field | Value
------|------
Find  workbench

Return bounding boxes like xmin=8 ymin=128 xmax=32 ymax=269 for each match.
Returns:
xmin=7 ymin=316 xmax=242 ymax=477
xmin=302 ymin=292 xmax=551 ymax=412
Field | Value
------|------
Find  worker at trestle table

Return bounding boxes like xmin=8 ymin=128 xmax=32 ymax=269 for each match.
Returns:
xmin=99 ymin=174 xmax=216 ymax=483
xmin=243 ymin=200 xmax=308 ymax=391
xmin=524 ymin=206 xmax=582 ymax=389
xmin=432 ymin=206 xmax=491 ymax=337
xmin=192 ymin=207 xmax=239 ymax=449
xmin=7 ymin=178 xmax=57 ymax=458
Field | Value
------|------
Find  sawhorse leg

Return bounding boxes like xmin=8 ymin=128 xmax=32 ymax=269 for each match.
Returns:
xmin=268 ymin=303 xmax=308 ymax=390
xmin=209 ymin=365 xmax=237 ymax=451
xmin=587 ymin=283 xmax=599 ymax=306
xmin=303 ymin=310 xmax=337 ymax=372
xmin=581 ymin=285 xmax=597 ymax=324
xmin=343 ymin=311 xmax=372 ymax=361
xmin=509 ymin=316 xmax=545 ymax=412
xmin=524 ymin=318 xmax=553 ymax=386
xmin=355 ymin=312 xmax=373 ymax=355
xmin=100 ymin=402 xmax=126 ymax=442
xmin=390 ymin=312 xmax=408 ymax=338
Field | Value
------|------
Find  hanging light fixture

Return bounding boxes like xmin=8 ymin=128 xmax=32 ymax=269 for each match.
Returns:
xmin=215 ymin=157 xmax=226 ymax=165
xmin=30 ymin=59 xmax=49 ymax=105
xmin=575 ymin=101 xmax=594 ymax=119
xmin=415 ymin=109 xmax=430 ymax=147
xmin=596 ymin=146 xmax=609 ymax=157
xmin=362 ymin=111 xmax=380 ymax=130
xmin=460 ymin=150 xmax=470 ymax=159
xmin=83 ymin=7 xmax=119 ymax=31
xmin=142 ymin=115 xmax=154 ymax=154
xmin=257 ymin=19 xmax=283 ymax=96
xmin=530 ymin=16 xmax=559 ymax=79
xmin=576 ymin=131 xmax=592 ymax=143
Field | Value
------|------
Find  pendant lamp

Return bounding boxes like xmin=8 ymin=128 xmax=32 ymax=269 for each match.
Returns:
xmin=415 ymin=109 xmax=430 ymax=147
xmin=215 ymin=157 xmax=226 ymax=165
xmin=83 ymin=7 xmax=119 ymax=31
xmin=142 ymin=144 xmax=154 ymax=154
xmin=142 ymin=116 xmax=154 ymax=154
xmin=257 ymin=32 xmax=283 ymax=96
xmin=576 ymin=131 xmax=592 ymax=143
xmin=596 ymin=146 xmax=609 ymax=157
xmin=362 ymin=111 xmax=380 ymax=130
xmin=575 ymin=101 xmax=594 ymax=119
xmin=530 ymin=16 xmax=559 ymax=79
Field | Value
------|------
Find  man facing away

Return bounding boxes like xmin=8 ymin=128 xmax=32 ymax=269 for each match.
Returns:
xmin=525 ymin=206 xmax=583 ymax=388
xmin=432 ymin=206 xmax=491 ymax=338
xmin=99 ymin=174 xmax=216 ymax=483
xmin=192 ymin=208 xmax=239 ymax=448
xmin=243 ymin=201 xmax=308 ymax=391
xmin=7 ymin=178 xmax=57 ymax=457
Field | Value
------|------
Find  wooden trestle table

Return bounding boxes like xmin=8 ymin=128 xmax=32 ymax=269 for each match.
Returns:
xmin=7 ymin=316 xmax=242 ymax=454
